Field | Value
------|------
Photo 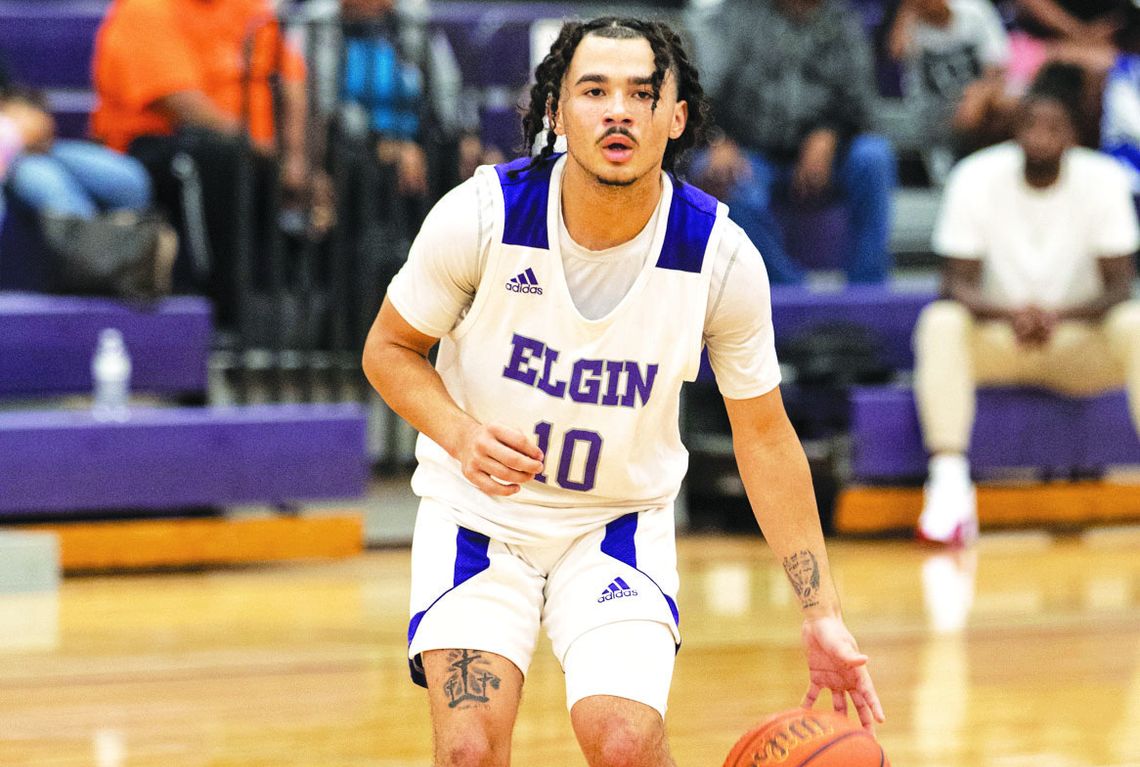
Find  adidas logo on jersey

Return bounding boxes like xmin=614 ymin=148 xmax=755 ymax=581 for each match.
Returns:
xmin=597 ymin=577 xmax=638 ymax=603
xmin=506 ymin=268 xmax=543 ymax=295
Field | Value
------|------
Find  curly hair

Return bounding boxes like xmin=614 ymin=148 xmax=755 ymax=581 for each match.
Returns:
xmin=509 ymin=17 xmax=710 ymax=178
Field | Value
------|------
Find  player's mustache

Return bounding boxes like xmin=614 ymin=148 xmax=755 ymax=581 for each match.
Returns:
xmin=600 ymin=127 xmax=637 ymax=145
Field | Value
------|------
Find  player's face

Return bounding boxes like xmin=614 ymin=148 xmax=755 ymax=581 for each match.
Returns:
xmin=552 ymin=34 xmax=688 ymax=188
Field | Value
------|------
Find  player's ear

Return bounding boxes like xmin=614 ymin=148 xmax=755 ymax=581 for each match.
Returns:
xmin=669 ymin=100 xmax=688 ymax=141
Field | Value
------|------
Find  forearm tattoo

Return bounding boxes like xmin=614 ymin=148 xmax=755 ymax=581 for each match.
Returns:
xmin=782 ymin=550 xmax=821 ymax=609
xmin=443 ymin=649 xmax=501 ymax=709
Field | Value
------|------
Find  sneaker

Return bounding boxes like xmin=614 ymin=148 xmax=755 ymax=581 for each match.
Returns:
xmin=917 ymin=456 xmax=978 ymax=546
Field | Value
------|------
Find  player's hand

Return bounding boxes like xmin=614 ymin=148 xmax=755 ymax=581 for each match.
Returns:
xmin=457 ymin=422 xmax=544 ymax=497
xmin=800 ymin=615 xmax=885 ymax=733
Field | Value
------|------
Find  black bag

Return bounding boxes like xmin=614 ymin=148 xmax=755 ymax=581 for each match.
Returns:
xmin=778 ymin=321 xmax=893 ymax=388
xmin=40 ymin=210 xmax=178 ymax=301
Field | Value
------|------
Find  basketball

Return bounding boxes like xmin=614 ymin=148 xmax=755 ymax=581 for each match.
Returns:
xmin=723 ymin=708 xmax=889 ymax=767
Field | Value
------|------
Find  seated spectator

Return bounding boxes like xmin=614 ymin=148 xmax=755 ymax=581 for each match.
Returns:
xmin=685 ymin=0 xmax=896 ymax=285
xmin=1101 ymin=52 xmax=1140 ymax=194
xmin=90 ymin=0 xmax=327 ymax=327
xmin=1008 ymin=0 xmax=1140 ymax=142
xmin=1 ymin=87 xmax=151 ymax=221
xmin=912 ymin=62 xmax=1140 ymax=545
xmin=888 ymin=0 xmax=1018 ymax=163
xmin=297 ymin=0 xmax=501 ymax=222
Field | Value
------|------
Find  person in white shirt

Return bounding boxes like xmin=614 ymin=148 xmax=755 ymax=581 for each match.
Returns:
xmin=888 ymin=0 xmax=1017 ymax=158
xmin=914 ymin=62 xmax=1140 ymax=545
xmin=362 ymin=15 xmax=884 ymax=767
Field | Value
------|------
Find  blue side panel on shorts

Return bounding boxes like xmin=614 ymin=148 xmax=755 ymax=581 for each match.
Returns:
xmin=655 ymin=178 xmax=717 ymax=274
xmin=601 ymin=511 xmax=681 ymax=628
xmin=600 ymin=512 xmax=639 ymax=568
xmin=454 ymin=527 xmax=491 ymax=586
xmin=494 ymin=154 xmax=559 ymax=249
xmin=407 ymin=527 xmax=493 ymax=688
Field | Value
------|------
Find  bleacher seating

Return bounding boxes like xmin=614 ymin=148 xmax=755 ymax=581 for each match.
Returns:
xmin=851 ymin=386 xmax=1140 ymax=482
xmin=0 ymin=0 xmax=106 ymax=139
xmin=0 ymin=403 xmax=368 ymax=516
xmin=0 ymin=292 xmax=211 ymax=397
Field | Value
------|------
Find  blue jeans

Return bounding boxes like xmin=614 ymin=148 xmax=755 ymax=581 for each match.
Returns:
xmin=7 ymin=140 xmax=151 ymax=219
xmin=704 ymin=134 xmax=896 ymax=285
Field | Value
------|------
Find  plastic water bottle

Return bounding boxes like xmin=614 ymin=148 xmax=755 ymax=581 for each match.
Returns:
xmin=91 ymin=328 xmax=131 ymax=421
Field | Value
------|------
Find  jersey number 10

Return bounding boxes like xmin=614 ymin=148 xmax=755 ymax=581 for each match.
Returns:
xmin=533 ymin=421 xmax=603 ymax=492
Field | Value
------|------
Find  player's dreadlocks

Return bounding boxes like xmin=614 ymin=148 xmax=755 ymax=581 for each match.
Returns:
xmin=510 ymin=17 xmax=710 ymax=179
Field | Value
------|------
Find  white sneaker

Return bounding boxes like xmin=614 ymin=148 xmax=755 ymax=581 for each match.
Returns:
xmin=917 ymin=454 xmax=978 ymax=546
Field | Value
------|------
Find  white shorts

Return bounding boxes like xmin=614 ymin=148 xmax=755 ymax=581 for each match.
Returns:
xmin=407 ymin=498 xmax=682 ymax=714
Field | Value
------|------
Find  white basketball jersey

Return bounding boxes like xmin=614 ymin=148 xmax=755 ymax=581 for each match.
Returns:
xmin=411 ymin=154 xmax=729 ymax=544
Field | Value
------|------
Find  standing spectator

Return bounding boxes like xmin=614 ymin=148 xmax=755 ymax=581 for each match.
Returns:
xmin=686 ymin=0 xmax=896 ymax=285
xmin=888 ymin=0 xmax=1017 ymax=162
xmin=91 ymin=0 xmax=324 ymax=327
xmin=296 ymin=0 xmax=499 ymax=221
xmin=913 ymin=63 xmax=1140 ymax=545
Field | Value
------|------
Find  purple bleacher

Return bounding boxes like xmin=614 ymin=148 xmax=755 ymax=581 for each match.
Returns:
xmin=697 ymin=284 xmax=936 ymax=383
xmin=0 ymin=0 xmax=107 ymax=90
xmin=0 ymin=403 xmax=368 ymax=515
xmin=851 ymin=386 xmax=1140 ymax=482
xmin=770 ymin=285 xmax=936 ymax=370
xmin=0 ymin=292 xmax=211 ymax=397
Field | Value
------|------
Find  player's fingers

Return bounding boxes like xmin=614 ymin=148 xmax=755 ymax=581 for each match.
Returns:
xmin=481 ymin=441 xmax=543 ymax=478
xmin=475 ymin=456 xmax=536 ymax=486
xmin=801 ymin=682 xmax=821 ymax=710
xmin=462 ymin=466 xmax=521 ymax=497
xmin=486 ymin=425 xmax=545 ymax=466
xmin=857 ymin=669 xmax=886 ymax=724
xmin=831 ymin=688 xmax=848 ymax=717
xmin=849 ymin=690 xmax=876 ymax=733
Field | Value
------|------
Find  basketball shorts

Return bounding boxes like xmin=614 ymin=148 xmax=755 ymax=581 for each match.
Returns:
xmin=406 ymin=497 xmax=682 ymax=715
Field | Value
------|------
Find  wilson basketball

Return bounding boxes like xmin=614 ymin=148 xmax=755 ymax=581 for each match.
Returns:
xmin=723 ymin=708 xmax=889 ymax=767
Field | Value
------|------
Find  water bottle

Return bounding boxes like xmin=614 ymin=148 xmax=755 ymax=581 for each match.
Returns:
xmin=91 ymin=328 xmax=131 ymax=422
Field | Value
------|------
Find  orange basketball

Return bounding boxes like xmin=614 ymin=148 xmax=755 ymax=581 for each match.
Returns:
xmin=723 ymin=707 xmax=889 ymax=767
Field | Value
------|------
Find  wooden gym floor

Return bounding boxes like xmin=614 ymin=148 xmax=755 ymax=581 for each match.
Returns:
xmin=1 ymin=529 xmax=1139 ymax=766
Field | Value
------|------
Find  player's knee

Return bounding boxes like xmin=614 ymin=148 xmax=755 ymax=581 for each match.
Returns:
xmin=435 ymin=731 xmax=498 ymax=767
xmin=590 ymin=722 xmax=660 ymax=767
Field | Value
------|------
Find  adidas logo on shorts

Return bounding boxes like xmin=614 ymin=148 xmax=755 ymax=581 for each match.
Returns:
xmin=597 ymin=576 xmax=638 ymax=603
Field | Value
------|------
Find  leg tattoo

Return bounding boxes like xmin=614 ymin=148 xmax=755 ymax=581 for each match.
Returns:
xmin=443 ymin=650 xmax=502 ymax=709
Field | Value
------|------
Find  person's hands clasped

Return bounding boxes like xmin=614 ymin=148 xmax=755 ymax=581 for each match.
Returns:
xmin=457 ymin=422 xmax=544 ymax=497
xmin=793 ymin=129 xmax=837 ymax=201
xmin=800 ymin=615 xmax=885 ymax=732
xmin=1011 ymin=306 xmax=1057 ymax=347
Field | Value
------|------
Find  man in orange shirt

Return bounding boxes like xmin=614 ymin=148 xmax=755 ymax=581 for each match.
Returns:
xmin=91 ymin=0 xmax=318 ymax=326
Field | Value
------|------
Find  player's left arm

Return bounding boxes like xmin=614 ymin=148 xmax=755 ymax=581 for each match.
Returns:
xmin=724 ymin=389 xmax=885 ymax=731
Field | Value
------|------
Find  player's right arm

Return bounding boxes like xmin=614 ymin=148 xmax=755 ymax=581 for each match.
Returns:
xmin=363 ymin=300 xmax=543 ymax=496
xmin=361 ymin=177 xmax=543 ymax=496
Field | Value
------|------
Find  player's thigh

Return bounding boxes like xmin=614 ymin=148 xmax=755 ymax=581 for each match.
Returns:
xmin=566 ymin=623 xmax=677 ymax=767
xmin=422 ymin=648 xmax=524 ymax=767
xmin=407 ymin=499 xmax=545 ymax=683
xmin=543 ymin=508 xmax=681 ymax=710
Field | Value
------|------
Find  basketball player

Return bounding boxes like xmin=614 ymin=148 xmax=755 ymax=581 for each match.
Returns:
xmin=362 ymin=17 xmax=885 ymax=766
